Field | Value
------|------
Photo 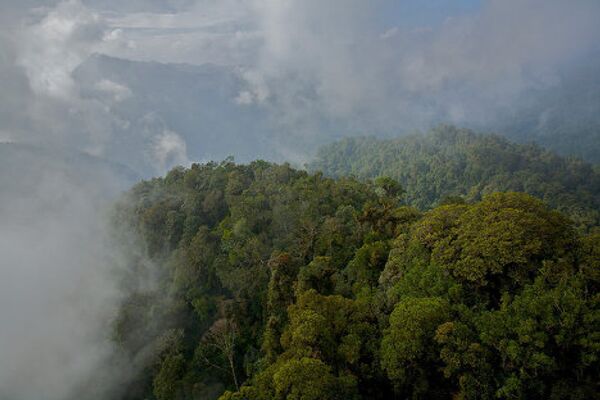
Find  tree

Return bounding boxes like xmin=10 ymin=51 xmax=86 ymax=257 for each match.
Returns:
xmin=113 ymin=159 xmax=599 ymax=400
xmin=374 ymin=176 xmax=404 ymax=199
xmin=199 ymin=318 xmax=240 ymax=391
xmin=153 ymin=354 xmax=185 ymax=400
xmin=272 ymin=358 xmax=358 ymax=400
xmin=381 ymin=296 xmax=451 ymax=397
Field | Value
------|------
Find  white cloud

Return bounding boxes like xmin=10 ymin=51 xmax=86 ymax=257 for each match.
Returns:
xmin=3 ymin=0 xmax=600 ymax=166
xmin=152 ymin=129 xmax=190 ymax=172
xmin=235 ymin=68 xmax=269 ymax=105
xmin=16 ymin=0 xmax=106 ymax=98
xmin=0 ymin=141 xmax=134 ymax=400
xmin=242 ymin=0 xmax=600 ymax=132
xmin=94 ymin=79 xmax=132 ymax=102
xmin=93 ymin=0 xmax=259 ymax=66
xmin=234 ymin=90 xmax=253 ymax=105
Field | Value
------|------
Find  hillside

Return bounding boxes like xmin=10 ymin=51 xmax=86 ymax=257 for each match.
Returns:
xmin=111 ymin=161 xmax=599 ymax=400
xmin=309 ymin=126 xmax=600 ymax=230
xmin=72 ymin=55 xmax=600 ymax=176
xmin=73 ymin=54 xmax=274 ymax=174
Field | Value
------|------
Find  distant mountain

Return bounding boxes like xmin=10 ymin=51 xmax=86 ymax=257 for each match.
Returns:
xmin=73 ymin=54 xmax=274 ymax=173
xmin=309 ymin=126 xmax=600 ymax=230
xmin=71 ymin=54 xmax=600 ymax=173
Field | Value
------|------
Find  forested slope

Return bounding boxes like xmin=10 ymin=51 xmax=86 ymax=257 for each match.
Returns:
xmin=309 ymin=126 xmax=600 ymax=230
xmin=112 ymin=161 xmax=599 ymax=400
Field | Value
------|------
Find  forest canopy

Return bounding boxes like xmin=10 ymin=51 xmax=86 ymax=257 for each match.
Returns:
xmin=309 ymin=125 xmax=600 ymax=230
xmin=111 ymin=159 xmax=600 ymax=400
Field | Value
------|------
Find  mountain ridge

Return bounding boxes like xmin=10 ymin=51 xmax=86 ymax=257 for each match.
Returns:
xmin=309 ymin=125 xmax=600 ymax=230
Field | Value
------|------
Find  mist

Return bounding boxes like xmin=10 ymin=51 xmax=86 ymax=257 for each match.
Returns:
xmin=0 ymin=144 xmax=137 ymax=399
xmin=0 ymin=1 xmax=599 ymax=399
xmin=3 ymin=0 xmax=599 ymax=170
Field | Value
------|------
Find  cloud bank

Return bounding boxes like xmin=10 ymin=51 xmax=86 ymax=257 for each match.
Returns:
xmin=244 ymin=0 xmax=600 ymax=138
xmin=4 ymin=0 xmax=599 ymax=167
xmin=0 ymin=143 xmax=136 ymax=400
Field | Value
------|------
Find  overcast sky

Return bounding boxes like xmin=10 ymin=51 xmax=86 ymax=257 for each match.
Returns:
xmin=1 ymin=0 xmax=599 ymax=171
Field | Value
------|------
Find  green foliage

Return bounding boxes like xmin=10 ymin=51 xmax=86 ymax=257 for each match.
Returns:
xmin=309 ymin=125 xmax=600 ymax=230
xmin=476 ymin=276 xmax=600 ymax=399
xmin=113 ymin=161 xmax=379 ymax=399
xmin=113 ymin=160 xmax=599 ymax=400
xmin=373 ymin=176 xmax=404 ymax=199
xmin=425 ymin=193 xmax=576 ymax=290
xmin=274 ymin=358 xmax=358 ymax=400
xmin=336 ymin=240 xmax=389 ymax=296
xmin=153 ymin=354 xmax=185 ymax=400
xmin=295 ymin=256 xmax=337 ymax=295
xmin=381 ymin=297 xmax=451 ymax=396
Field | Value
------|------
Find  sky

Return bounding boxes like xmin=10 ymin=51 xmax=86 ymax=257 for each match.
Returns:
xmin=0 ymin=1 xmax=599 ymax=399
xmin=3 ymin=0 xmax=599 ymax=172
xmin=380 ymin=0 xmax=483 ymax=28
xmin=0 ymin=0 xmax=600 ymax=170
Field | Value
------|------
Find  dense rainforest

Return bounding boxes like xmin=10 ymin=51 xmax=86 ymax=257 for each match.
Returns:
xmin=309 ymin=126 xmax=600 ymax=230
xmin=111 ymin=159 xmax=599 ymax=400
